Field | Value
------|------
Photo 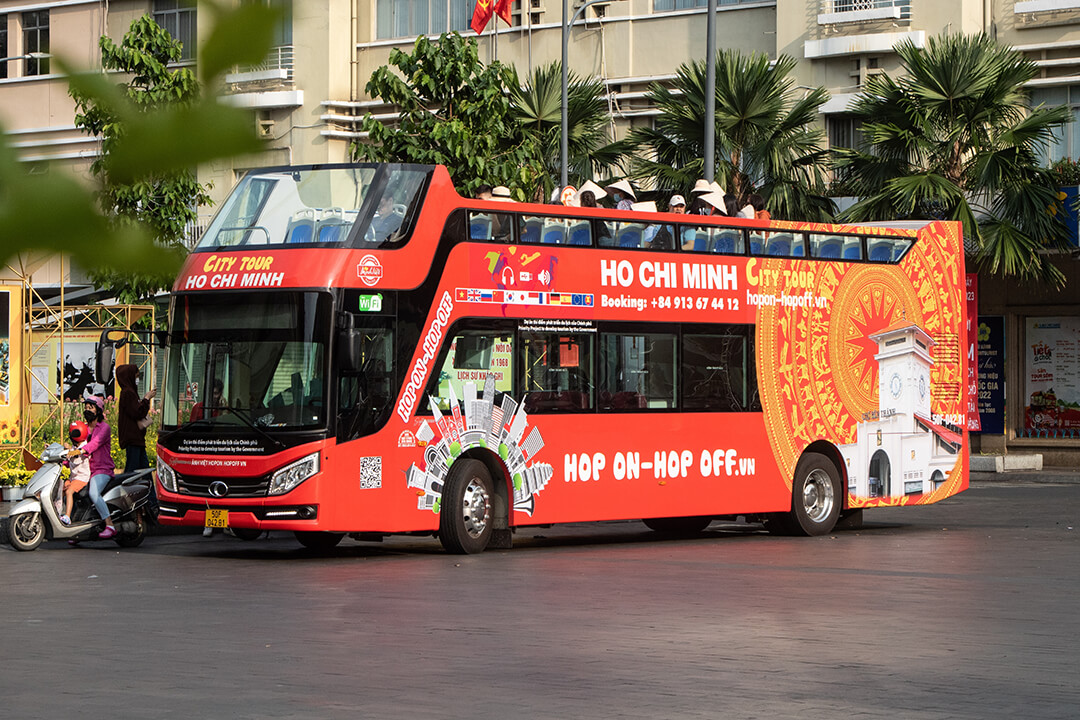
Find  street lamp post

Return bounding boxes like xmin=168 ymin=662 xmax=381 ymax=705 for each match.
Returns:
xmin=0 ymin=52 xmax=52 ymax=74
xmin=704 ymin=0 xmax=716 ymax=183
xmin=561 ymin=0 xmax=621 ymax=190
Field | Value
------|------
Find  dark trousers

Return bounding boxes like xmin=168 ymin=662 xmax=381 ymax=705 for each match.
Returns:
xmin=124 ymin=445 xmax=150 ymax=473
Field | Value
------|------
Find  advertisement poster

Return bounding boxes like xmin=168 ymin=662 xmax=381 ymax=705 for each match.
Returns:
xmin=0 ymin=286 xmax=23 ymax=445
xmin=1024 ymin=317 xmax=1080 ymax=436
xmin=29 ymin=330 xmax=118 ymax=404
xmin=977 ymin=316 xmax=1005 ymax=435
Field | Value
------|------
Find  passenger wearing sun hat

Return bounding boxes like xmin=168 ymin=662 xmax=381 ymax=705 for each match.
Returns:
xmin=691 ymin=178 xmax=712 ymax=195
xmin=700 ymin=190 xmax=727 ymax=216
xmin=669 ymin=194 xmax=686 ymax=214
xmin=604 ymin=179 xmax=636 ymax=211
xmin=491 ymin=186 xmax=516 ymax=202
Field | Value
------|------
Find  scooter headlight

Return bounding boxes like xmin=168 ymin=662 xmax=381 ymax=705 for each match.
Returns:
xmin=268 ymin=452 xmax=320 ymax=496
xmin=157 ymin=459 xmax=177 ymax=493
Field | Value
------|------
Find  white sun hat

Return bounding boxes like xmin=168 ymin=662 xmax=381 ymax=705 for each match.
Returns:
xmin=604 ymin=179 xmax=637 ymax=200
xmin=631 ymin=200 xmax=657 ymax=213
xmin=700 ymin=191 xmax=727 ymax=214
xmin=691 ymin=179 xmax=712 ymax=195
xmin=576 ymin=179 xmax=607 ymax=201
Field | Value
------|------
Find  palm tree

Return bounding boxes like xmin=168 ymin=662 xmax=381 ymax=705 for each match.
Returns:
xmin=834 ymin=33 xmax=1072 ymax=285
xmin=508 ymin=62 xmax=631 ymax=202
xmin=629 ymin=51 xmax=834 ymax=221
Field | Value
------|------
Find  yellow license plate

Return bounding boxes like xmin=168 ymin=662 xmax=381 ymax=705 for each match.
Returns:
xmin=205 ymin=509 xmax=229 ymax=528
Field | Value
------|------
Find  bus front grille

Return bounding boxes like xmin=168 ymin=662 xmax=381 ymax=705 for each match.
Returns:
xmin=176 ymin=473 xmax=270 ymax=498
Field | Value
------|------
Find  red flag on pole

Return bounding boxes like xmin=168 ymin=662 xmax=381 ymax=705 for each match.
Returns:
xmin=471 ymin=0 xmax=494 ymax=34
xmin=494 ymin=0 xmax=513 ymax=25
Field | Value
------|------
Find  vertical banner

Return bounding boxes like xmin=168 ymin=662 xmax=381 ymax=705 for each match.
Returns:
xmin=977 ymin=316 xmax=1005 ymax=435
xmin=0 ymin=286 xmax=23 ymax=445
xmin=1024 ymin=317 xmax=1080 ymax=437
xmin=965 ymin=274 xmax=980 ymax=431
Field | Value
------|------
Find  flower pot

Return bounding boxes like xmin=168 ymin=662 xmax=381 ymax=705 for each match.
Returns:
xmin=2 ymin=486 xmax=24 ymax=502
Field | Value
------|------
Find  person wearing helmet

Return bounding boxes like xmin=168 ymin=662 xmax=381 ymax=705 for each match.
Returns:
xmin=60 ymin=421 xmax=91 ymax=526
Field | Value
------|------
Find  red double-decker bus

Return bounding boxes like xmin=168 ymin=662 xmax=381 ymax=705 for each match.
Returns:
xmin=155 ymin=163 xmax=969 ymax=552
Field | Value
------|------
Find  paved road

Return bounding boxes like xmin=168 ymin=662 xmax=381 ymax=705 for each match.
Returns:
xmin=1 ymin=482 xmax=1077 ymax=719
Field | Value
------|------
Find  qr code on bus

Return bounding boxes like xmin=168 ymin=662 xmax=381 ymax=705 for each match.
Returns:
xmin=359 ymin=456 xmax=382 ymax=490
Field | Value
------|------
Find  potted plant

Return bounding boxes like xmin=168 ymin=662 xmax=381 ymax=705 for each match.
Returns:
xmin=0 ymin=467 xmax=33 ymax=502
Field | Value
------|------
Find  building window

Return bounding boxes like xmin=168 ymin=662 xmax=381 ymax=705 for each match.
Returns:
xmin=22 ymin=10 xmax=49 ymax=76
xmin=1 ymin=15 xmax=8 ymax=80
xmin=153 ymin=0 xmax=197 ymax=62
xmin=1031 ymin=86 xmax=1080 ymax=166
xmin=827 ymin=114 xmax=865 ymax=151
xmin=376 ymin=0 xmax=472 ymax=40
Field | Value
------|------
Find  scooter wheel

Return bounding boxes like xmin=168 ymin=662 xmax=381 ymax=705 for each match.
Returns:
xmin=115 ymin=511 xmax=147 ymax=548
xmin=8 ymin=512 xmax=46 ymax=551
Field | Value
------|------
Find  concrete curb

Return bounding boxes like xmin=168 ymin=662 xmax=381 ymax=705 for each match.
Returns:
xmin=971 ymin=470 xmax=1080 ymax=485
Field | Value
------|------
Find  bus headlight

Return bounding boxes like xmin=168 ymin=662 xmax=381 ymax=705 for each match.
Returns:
xmin=268 ymin=452 xmax=320 ymax=496
xmin=157 ymin=460 xmax=177 ymax=492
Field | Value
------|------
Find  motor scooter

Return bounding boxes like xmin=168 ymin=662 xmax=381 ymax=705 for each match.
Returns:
xmin=3 ymin=443 xmax=155 ymax=551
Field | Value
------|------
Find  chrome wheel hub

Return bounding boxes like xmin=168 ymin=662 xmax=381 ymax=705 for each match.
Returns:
xmin=461 ymin=478 xmax=491 ymax=538
xmin=802 ymin=469 xmax=835 ymax=523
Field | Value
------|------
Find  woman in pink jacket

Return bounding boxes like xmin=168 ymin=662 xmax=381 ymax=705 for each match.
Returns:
xmin=81 ymin=395 xmax=117 ymax=539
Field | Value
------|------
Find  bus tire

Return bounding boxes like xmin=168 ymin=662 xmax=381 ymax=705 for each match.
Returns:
xmin=439 ymin=459 xmax=494 ymax=555
xmin=231 ymin=528 xmax=264 ymax=541
xmin=643 ymin=516 xmax=712 ymax=535
xmin=788 ymin=452 xmax=842 ymax=536
xmin=295 ymin=531 xmax=344 ymax=550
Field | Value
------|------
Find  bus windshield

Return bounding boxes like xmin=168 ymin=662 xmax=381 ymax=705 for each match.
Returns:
xmin=195 ymin=165 xmax=431 ymax=249
xmin=163 ymin=292 xmax=333 ymax=431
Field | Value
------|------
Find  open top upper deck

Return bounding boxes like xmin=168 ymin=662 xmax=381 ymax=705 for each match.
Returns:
xmin=177 ymin=162 xmax=927 ymax=294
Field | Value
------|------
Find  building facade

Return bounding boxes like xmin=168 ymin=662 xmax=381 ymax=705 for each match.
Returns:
xmin=4 ymin=0 xmax=1080 ymax=461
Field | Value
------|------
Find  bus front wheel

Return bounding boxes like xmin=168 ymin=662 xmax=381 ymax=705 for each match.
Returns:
xmin=439 ymin=459 xmax=494 ymax=554
xmin=786 ymin=452 xmax=842 ymax=536
xmin=295 ymin=531 xmax=344 ymax=551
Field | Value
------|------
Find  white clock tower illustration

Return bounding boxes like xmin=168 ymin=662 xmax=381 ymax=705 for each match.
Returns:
xmin=876 ymin=321 xmax=934 ymax=419
xmin=839 ymin=320 xmax=960 ymax=500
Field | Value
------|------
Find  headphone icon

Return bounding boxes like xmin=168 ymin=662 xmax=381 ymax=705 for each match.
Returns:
xmin=501 ymin=265 xmax=516 ymax=286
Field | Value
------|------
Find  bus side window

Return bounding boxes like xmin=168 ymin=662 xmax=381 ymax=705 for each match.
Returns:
xmin=681 ymin=327 xmax=757 ymax=411
xmin=520 ymin=217 xmax=543 ymax=244
xmin=867 ymin=237 xmax=906 ymax=262
xmin=712 ymin=228 xmax=744 ymax=254
xmin=519 ymin=332 xmax=594 ymax=413
xmin=749 ymin=230 xmax=766 ymax=255
xmin=336 ymin=322 xmax=395 ymax=441
xmin=598 ymin=332 xmax=676 ymax=410
xmin=810 ymin=233 xmax=844 ymax=259
xmin=424 ymin=331 xmax=513 ymax=414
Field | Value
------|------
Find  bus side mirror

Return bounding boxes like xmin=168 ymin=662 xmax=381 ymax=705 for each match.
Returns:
xmin=338 ymin=329 xmax=364 ymax=374
xmin=96 ymin=343 xmax=115 ymax=386
xmin=96 ymin=328 xmax=129 ymax=385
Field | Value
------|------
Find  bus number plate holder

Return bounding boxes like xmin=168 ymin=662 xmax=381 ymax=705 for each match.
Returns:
xmin=205 ymin=509 xmax=229 ymax=528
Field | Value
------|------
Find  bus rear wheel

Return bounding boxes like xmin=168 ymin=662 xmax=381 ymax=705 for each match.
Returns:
xmin=643 ymin=516 xmax=712 ymax=535
xmin=786 ymin=452 xmax=842 ymax=536
xmin=439 ymin=459 xmax=494 ymax=555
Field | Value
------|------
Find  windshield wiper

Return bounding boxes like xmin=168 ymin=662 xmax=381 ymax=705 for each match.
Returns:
xmin=217 ymin=405 xmax=287 ymax=451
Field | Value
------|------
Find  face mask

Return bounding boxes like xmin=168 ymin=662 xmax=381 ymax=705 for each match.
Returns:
xmin=83 ymin=410 xmax=97 ymax=423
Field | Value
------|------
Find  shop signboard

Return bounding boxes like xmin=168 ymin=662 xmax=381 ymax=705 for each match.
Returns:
xmin=977 ymin=316 xmax=1005 ymax=435
xmin=1024 ymin=317 xmax=1080 ymax=437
